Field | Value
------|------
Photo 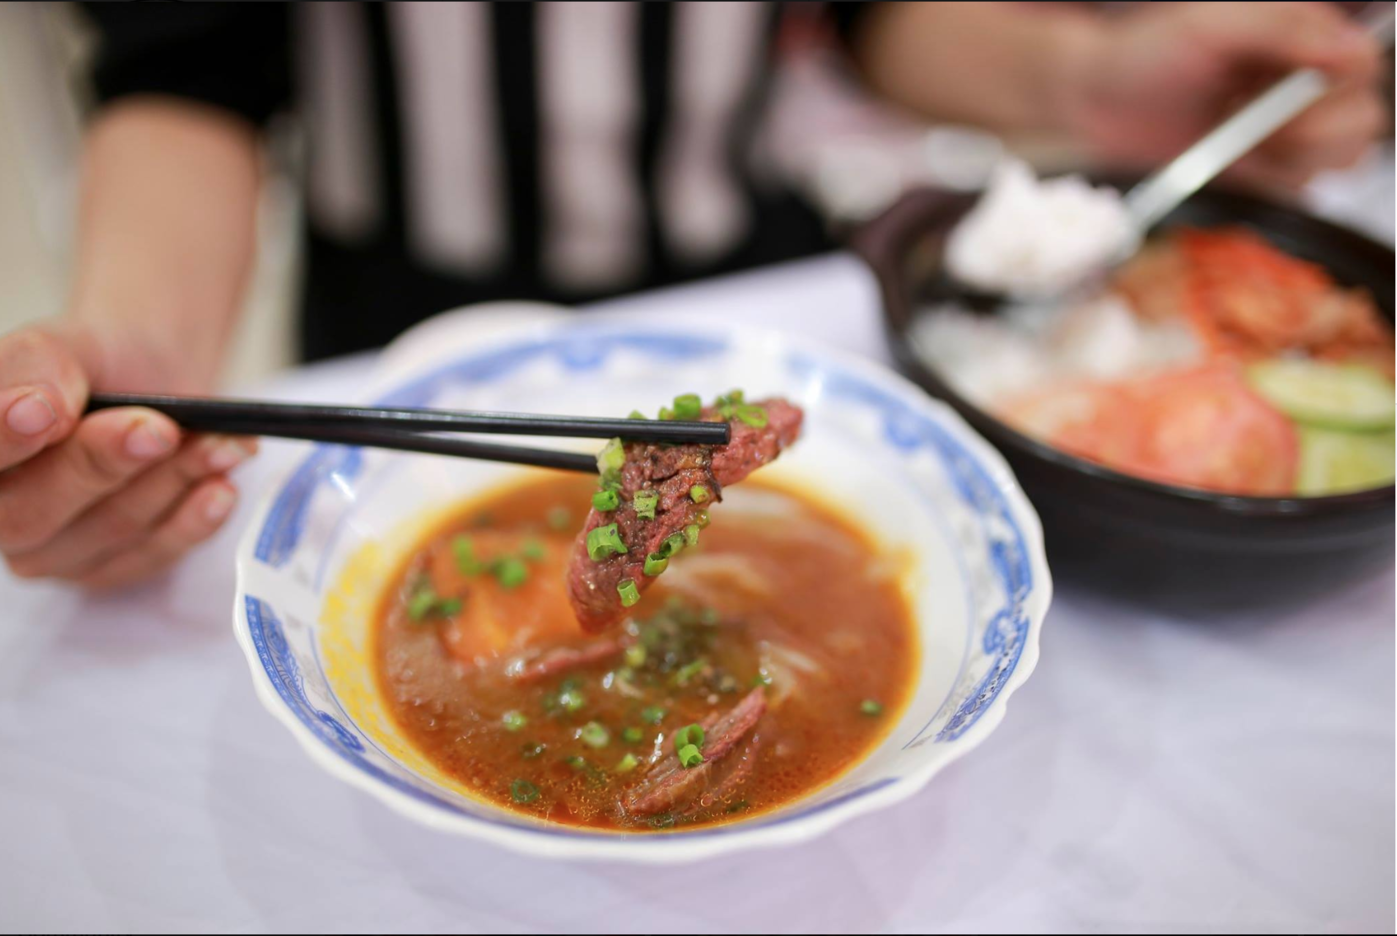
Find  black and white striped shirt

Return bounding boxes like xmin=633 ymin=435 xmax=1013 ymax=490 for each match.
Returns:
xmin=83 ymin=2 xmax=841 ymax=360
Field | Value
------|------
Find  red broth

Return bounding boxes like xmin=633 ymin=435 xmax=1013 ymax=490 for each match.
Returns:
xmin=373 ymin=474 xmax=917 ymax=831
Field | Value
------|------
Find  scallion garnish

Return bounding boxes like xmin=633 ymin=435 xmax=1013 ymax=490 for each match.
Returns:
xmin=617 ymin=579 xmax=640 ymax=608
xmin=658 ymin=406 xmax=675 ymax=421
xmin=510 ymin=779 xmax=540 ymax=804
xmin=673 ymin=724 xmax=705 ymax=751
xmin=628 ymin=410 xmax=646 ymax=420
xmin=689 ymin=484 xmax=709 ymax=503
xmin=521 ymin=538 xmax=546 ymax=561
xmin=579 ymin=721 xmax=610 ymax=749
xmin=671 ymin=658 xmax=707 ymax=687
xmin=492 ymin=556 xmax=529 ymax=589
xmin=734 ymin=404 xmax=768 ymax=428
xmin=643 ymin=552 xmax=669 ymax=577
xmin=633 ymin=489 xmax=658 ymax=520
xmin=452 ymin=535 xmax=483 ymax=575
xmin=659 ymin=532 xmax=686 ymax=559
xmin=615 ymin=753 xmax=640 ymax=773
xmin=546 ymin=506 xmax=572 ymax=531
xmin=860 ymin=699 xmax=884 ymax=717
xmin=586 ymin=523 xmax=628 ymax=561
xmin=592 ymin=488 xmax=620 ymax=511
xmin=672 ymin=393 xmax=702 ymax=420
xmin=683 ymin=524 xmax=700 ymax=547
xmin=624 ymin=644 xmax=647 ymax=668
xmin=641 ymin=705 xmax=666 ymax=725
xmin=502 ymin=710 xmax=528 ymax=732
xmin=407 ymin=584 xmax=459 ymax=620
xmin=407 ymin=586 xmax=438 ymax=621
xmin=558 ymin=687 xmax=586 ymax=713
xmin=751 ymin=670 xmax=773 ymax=688
xmin=596 ymin=438 xmax=626 ymax=475
xmin=622 ymin=726 xmax=644 ymax=744
xmin=677 ymin=744 xmax=704 ymax=769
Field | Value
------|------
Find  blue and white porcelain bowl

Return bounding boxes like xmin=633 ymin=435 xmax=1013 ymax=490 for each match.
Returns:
xmin=232 ymin=304 xmax=1052 ymax=863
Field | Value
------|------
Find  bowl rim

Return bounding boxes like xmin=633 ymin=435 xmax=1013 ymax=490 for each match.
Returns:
xmin=231 ymin=310 xmax=1053 ymax=863
xmin=860 ymin=184 xmax=1397 ymax=517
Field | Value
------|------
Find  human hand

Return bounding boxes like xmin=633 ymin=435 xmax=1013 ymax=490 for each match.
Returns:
xmin=0 ymin=323 xmax=256 ymax=588
xmin=1064 ymin=2 xmax=1384 ymax=189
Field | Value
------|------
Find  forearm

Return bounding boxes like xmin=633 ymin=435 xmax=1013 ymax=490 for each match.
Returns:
xmin=66 ymin=98 xmax=262 ymax=394
xmin=848 ymin=1 xmax=1104 ymax=134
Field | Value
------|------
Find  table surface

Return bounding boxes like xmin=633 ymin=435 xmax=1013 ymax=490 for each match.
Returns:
xmin=4 ymin=172 xmax=1394 ymax=934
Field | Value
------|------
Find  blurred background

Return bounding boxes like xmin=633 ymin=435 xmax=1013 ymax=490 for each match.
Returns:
xmin=0 ymin=2 xmax=1392 ymax=387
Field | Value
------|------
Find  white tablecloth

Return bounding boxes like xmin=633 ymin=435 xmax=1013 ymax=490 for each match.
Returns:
xmin=3 ymin=241 xmax=1393 ymax=933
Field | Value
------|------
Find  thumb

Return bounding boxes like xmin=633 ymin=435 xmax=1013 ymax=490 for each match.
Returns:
xmin=0 ymin=324 xmax=99 ymax=471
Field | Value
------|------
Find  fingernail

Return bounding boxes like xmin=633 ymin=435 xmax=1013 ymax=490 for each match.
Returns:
xmin=204 ymin=486 xmax=236 ymax=523
xmin=206 ymin=439 xmax=255 ymax=473
xmin=125 ymin=420 xmax=175 ymax=460
xmin=5 ymin=391 xmax=57 ymax=436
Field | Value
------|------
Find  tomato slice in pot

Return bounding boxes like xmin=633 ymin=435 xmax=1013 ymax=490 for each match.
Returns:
xmin=1113 ymin=366 xmax=1299 ymax=495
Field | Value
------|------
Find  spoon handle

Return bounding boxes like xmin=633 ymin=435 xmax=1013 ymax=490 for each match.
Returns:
xmin=1125 ymin=2 xmax=1395 ymax=233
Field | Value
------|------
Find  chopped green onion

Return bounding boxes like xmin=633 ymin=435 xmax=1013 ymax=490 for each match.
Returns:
xmin=502 ymin=710 xmax=528 ymax=732
xmin=615 ymin=753 xmax=640 ymax=773
xmin=521 ymin=538 xmax=546 ymax=561
xmin=672 ymin=393 xmax=702 ymax=420
xmin=565 ymin=755 xmax=588 ymax=771
xmin=734 ymin=404 xmax=768 ymax=428
xmin=751 ymin=670 xmax=773 ymax=688
xmin=622 ymin=726 xmax=644 ymax=744
xmin=617 ymin=579 xmax=640 ymax=608
xmin=586 ymin=523 xmax=628 ymax=561
xmin=492 ymin=556 xmax=529 ymax=589
xmin=641 ymin=705 xmax=666 ymax=725
xmin=658 ymin=406 xmax=675 ymax=421
xmin=546 ymin=506 xmax=573 ymax=531
xmin=672 ymin=658 xmax=707 ymax=687
xmin=592 ymin=488 xmax=620 ymax=511
xmin=628 ymin=410 xmax=646 ymax=420
xmin=510 ymin=779 xmax=540 ymax=804
xmin=673 ymin=724 xmax=706 ymax=751
xmin=579 ymin=721 xmax=610 ymax=748
xmin=695 ymin=508 xmax=711 ymax=529
xmin=726 ymin=800 xmax=749 ymax=814
xmin=452 ymin=535 xmax=483 ymax=575
xmin=643 ymin=552 xmax=669 ymax=577
xmin=438 ymin=597 xmax=463 ymax=615
xmin=659 ymin=532 xmax=686 ymax=559
xmin=633 ymin=489 xmax=658 ymax=520
xmin=407 ymin=585 xmax=440 ymax=621
xmin=683 ymin=524 xmax=700 ymax=547
xmin=860 ymin=699 xmax=884 ymax=717
xmin=689 ymin=485 xmax=709 ymax=503
xmin=596 ymin=438 xmax=626 ymax=475
xmin=624 ymin=644 xmax=647 ymax=668
xmin=677 ymin=744 xmax=704 ymax=769
xmin=726 ymin=389 xmax=745 ymax=405
xmin=558 ymin=688 xmax=586 ymax=713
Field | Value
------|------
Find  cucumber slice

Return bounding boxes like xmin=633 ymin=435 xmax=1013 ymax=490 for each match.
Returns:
xmin=1248 ymin=359 xmax=1394 ymax=430
xmin=1296 ymin=426 xmax=1395 ymax=495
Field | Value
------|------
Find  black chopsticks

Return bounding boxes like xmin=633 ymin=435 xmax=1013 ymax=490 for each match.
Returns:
xmin=86 ymin=392 xmax=731 ymax=473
